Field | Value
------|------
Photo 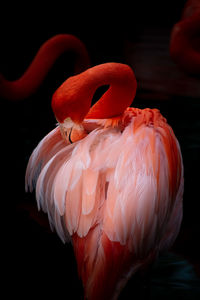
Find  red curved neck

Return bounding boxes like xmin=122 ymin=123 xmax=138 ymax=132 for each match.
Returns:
xmin=86 ymin=63 xmax=137 ymax=119
xmin=52 ymin=63 xmax=137 ymax=123
xmin=0 ymin=34 xmax=90 ymax=101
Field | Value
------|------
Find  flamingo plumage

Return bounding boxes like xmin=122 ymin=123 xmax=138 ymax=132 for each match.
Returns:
xmin=25 ymin=62 xmax=184 ymax=300
xmin=0 ymin=34 xmax=90 ymax=100
xmin=170 ymin=0 xmax=200 ymax=75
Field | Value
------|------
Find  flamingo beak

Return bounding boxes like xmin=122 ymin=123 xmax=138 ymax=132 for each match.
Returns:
xmin=59 ymin=117 xmax=88 ymax=143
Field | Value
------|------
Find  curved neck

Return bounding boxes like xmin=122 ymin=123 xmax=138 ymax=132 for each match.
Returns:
xmin=52 ymin=63 xmax=137 ymax=123
xmin=0 ymin=34 xmax=90 ymax=101
xmin=86 ymin=63 xmax=137 ymax=119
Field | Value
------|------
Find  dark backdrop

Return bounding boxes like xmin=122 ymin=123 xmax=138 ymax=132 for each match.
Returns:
xmin=1 ymin=1 xmax=200 ymax=299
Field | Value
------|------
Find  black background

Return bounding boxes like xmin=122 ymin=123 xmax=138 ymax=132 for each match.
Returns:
xmin=1 ymin=1 xmax=200 ymax=299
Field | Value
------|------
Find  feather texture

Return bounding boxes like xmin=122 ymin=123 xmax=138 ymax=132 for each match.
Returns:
xmin=25 ymin=107 xmax=184 ymax=299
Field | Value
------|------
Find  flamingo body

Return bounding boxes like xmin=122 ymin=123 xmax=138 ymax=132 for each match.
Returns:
xmin=26 ymin=108 xmax=183 ymax=299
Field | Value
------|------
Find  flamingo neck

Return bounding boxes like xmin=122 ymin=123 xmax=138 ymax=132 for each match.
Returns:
xmin=0 ymin=34 xmax=90 ymax=101
xmin=52 ymin=63 xmax=137 ymax=123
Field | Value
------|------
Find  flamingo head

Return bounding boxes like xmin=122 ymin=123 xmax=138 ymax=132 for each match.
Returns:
xmin=51 ymin=63 xmax=137 ymax=141
xmin=52 ymin=73 xmax=93 ymax=124
xmin=51 ymin=73 xmax=91 ymax=142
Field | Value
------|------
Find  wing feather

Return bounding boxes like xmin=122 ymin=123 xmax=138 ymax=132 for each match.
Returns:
xmin=25 ymin=126 xmax=66 ymax=192
xmin=103 ymin=120 xmax=183 ymax=256
xmin=82 ymin=168 xmax=99 ymax=215
xmin=26 ymin=110 xmax=183 ymax=253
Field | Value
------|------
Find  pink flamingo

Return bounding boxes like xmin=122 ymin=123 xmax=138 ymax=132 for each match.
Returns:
xmin=25 ymin=62 xmax=184 ymax=299
xmin=0 ymin=34 xmax=90 ymax=100
xmin=170 ymin=0 xmax=200 ymax=75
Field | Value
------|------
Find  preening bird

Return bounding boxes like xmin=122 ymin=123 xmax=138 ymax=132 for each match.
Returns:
xmin=25 ymin=62 xmax=184 ymax=300
xmin=0 ymin=34 xmax=90 ymax=100
xmin=170 ymin=0 xmax=200 ymax=75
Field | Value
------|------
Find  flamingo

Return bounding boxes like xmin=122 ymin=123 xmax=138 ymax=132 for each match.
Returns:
xmin=0 ymin=34 xmax=90 ymax=100
xmin=170 ymin=0 xmax=200 ymax=75
xmin=25 ymin=62 xmax=184 ymax=300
